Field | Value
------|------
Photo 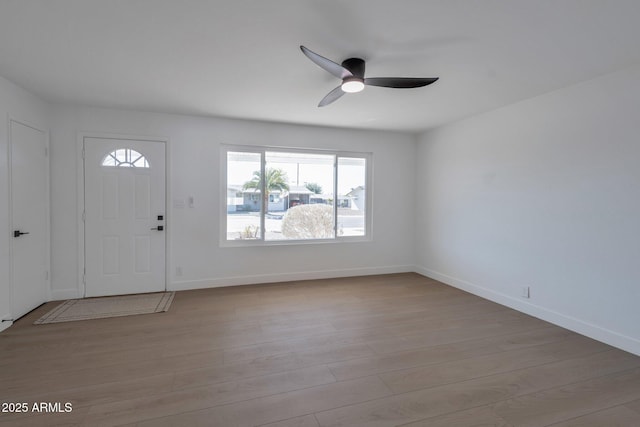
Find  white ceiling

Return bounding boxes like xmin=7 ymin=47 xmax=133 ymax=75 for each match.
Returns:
xmin=1 ymin=0 xmax=639 ymax=133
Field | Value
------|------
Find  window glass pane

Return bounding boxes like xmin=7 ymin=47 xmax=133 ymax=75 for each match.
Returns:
xmin=102 ymin=148 xmax=149 ymax=168
xmin=337 ymin=157 xmax=366 ymax=236
xmin=226 ymin=151 xmax=262 ymax=240
xmin=265 ymin=151 xmax=335 ymax=240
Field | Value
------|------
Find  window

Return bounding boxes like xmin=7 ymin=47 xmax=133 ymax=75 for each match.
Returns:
xmin=102 ymin=148 xmax=149 ymax=168
xmin=223 ymin=145 xmax=371 ymax=244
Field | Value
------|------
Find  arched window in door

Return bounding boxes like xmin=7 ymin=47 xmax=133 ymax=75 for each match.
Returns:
xmin=102 ymin=148 xmax=150 ymax=168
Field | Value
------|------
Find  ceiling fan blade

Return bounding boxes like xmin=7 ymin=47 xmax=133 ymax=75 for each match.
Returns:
xmin=364 ymin=77 xmax=439 ymax=88
xmin=318 ymin=86 xmax=345 ymax=107
xmin=300 ymin=46 xmax=353 ymax=79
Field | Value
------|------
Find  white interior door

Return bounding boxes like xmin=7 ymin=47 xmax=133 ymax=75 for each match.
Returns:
xmin=10 ymin=120 xmax=49 ymax=319
xmin=84 ymin=138 xmax=166 ymax=297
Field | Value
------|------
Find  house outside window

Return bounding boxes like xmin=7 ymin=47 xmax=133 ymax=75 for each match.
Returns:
xmin=222 ymin=145 xmax=371 ymax=245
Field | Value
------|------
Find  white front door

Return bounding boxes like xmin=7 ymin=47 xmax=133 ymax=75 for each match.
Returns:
xmin=84 ymin=138 xmax=166 ymax=297
xmin=10 ymin=120 xmax=49 ymax=319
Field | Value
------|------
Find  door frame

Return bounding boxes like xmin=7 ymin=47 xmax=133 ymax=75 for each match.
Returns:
xmin=7 ymin=116 xmax=51 ymax=321
xmin=77 ymin=132 xmax=170 ymax=298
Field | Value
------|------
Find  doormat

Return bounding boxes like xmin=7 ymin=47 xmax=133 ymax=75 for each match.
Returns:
xmin=34 ymin=292 xmax=175 ymax=324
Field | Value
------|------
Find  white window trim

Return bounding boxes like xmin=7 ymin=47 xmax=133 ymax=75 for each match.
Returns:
xmin=220 ymin=144 xmax=372 ymax=247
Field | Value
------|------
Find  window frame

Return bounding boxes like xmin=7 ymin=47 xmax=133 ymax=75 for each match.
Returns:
xmin=220 ymin=144 xmax=372 ymax=247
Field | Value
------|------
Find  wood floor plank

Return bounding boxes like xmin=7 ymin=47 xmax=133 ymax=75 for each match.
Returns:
xmin=327 ymin=327 xmax=574 ymax=381
xmin=0 ymin=405 xmax=90 ymax=426
xmin=258 ymin=414 xmax=320 ymax=427
xmin=172 ymin=342 xmax=374 ymax=391
xmin=366 ymin=315 xmax=550 ymax=355
xmin=313 ymin=349 xmax=640 ymax=427
xmin=220 ymin=302 xmax=511 ymax=365
xmin=0 ymin=373 xmax=174 ymax=423
xmin=1 ymin=348 xmax=223 ymax=400
xmin=548 ymin=405 xmax=640 ymax=427
xmin=397 ymin=405 xmax=511 ymax=427
xmin=378 ymin=335 xmax=608 ymax=394
xmin=625 ymin=398 xmax=640 ymax=414
xmin=1 ymin=273 xmax=639 ymax=427
xmin=134 ymin=376 xmax=392 ymax=427
xmin=493 ymin=367 xmax=640 ymax=426
xmin=84 ymin=365 xmax=337 ymax=426
xmin=327 ymin=297 xmax=506 ymax=331
xmin=220 ymin=308 xmax=517 ymax=366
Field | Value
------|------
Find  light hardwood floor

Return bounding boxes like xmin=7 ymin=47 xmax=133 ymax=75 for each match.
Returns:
xmin=1 ymin=273 xmax=640 ymax=426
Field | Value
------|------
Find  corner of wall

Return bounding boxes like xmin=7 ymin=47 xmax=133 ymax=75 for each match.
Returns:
xmin=413 ymin=266 xmax=640 ymax=357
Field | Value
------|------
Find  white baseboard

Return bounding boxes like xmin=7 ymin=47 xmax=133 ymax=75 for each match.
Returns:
xmin=50 ymin=288 xmax=80 ymax=301
xmin=46 ymin=265 xmax=639 ymax=356
xmin=169 ymin=265 xmax=415 ymax=292
xmin=414 ymin=266 xmax=640 ymax=357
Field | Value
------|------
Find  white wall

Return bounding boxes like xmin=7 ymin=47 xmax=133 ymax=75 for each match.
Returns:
xmin=415 ymin=64 xmax=640 ymax=355
xmin=49 ymin=106 xmax=417 ymax=298
xmin=0 ymin=75 xmax=50 ymax=330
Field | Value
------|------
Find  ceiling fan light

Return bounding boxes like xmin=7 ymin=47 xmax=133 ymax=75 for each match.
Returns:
xmin=341 ymin=79 xmax=365 ymax=93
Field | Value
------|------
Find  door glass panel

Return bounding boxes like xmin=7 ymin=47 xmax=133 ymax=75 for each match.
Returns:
xmin=102 ymin=148 xmax=150 ymax=168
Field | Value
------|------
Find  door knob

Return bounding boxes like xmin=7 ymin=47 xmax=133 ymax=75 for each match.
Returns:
xmin=13 ymin=230 xmax=30 ymax=238
xmin=151 ymin=226 xmax=164 ymax=231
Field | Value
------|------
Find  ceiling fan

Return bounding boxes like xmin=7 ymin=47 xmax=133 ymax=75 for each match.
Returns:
xmin=300 ymin=45 xmax=439 ymax=107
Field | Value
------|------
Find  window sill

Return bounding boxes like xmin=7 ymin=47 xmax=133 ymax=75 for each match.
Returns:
xmin=220 ymin=235 xmax=372 ymax=248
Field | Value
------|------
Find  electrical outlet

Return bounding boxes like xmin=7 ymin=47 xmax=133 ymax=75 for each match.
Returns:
xmin=176 ymin=266 xmax=183 ymax=277
xmin=521 ymin=286 xmax=530 ymax=299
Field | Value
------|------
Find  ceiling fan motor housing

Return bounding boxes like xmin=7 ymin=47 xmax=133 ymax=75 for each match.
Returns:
xmin=342 ymin=57 xmax=365 ymax=79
